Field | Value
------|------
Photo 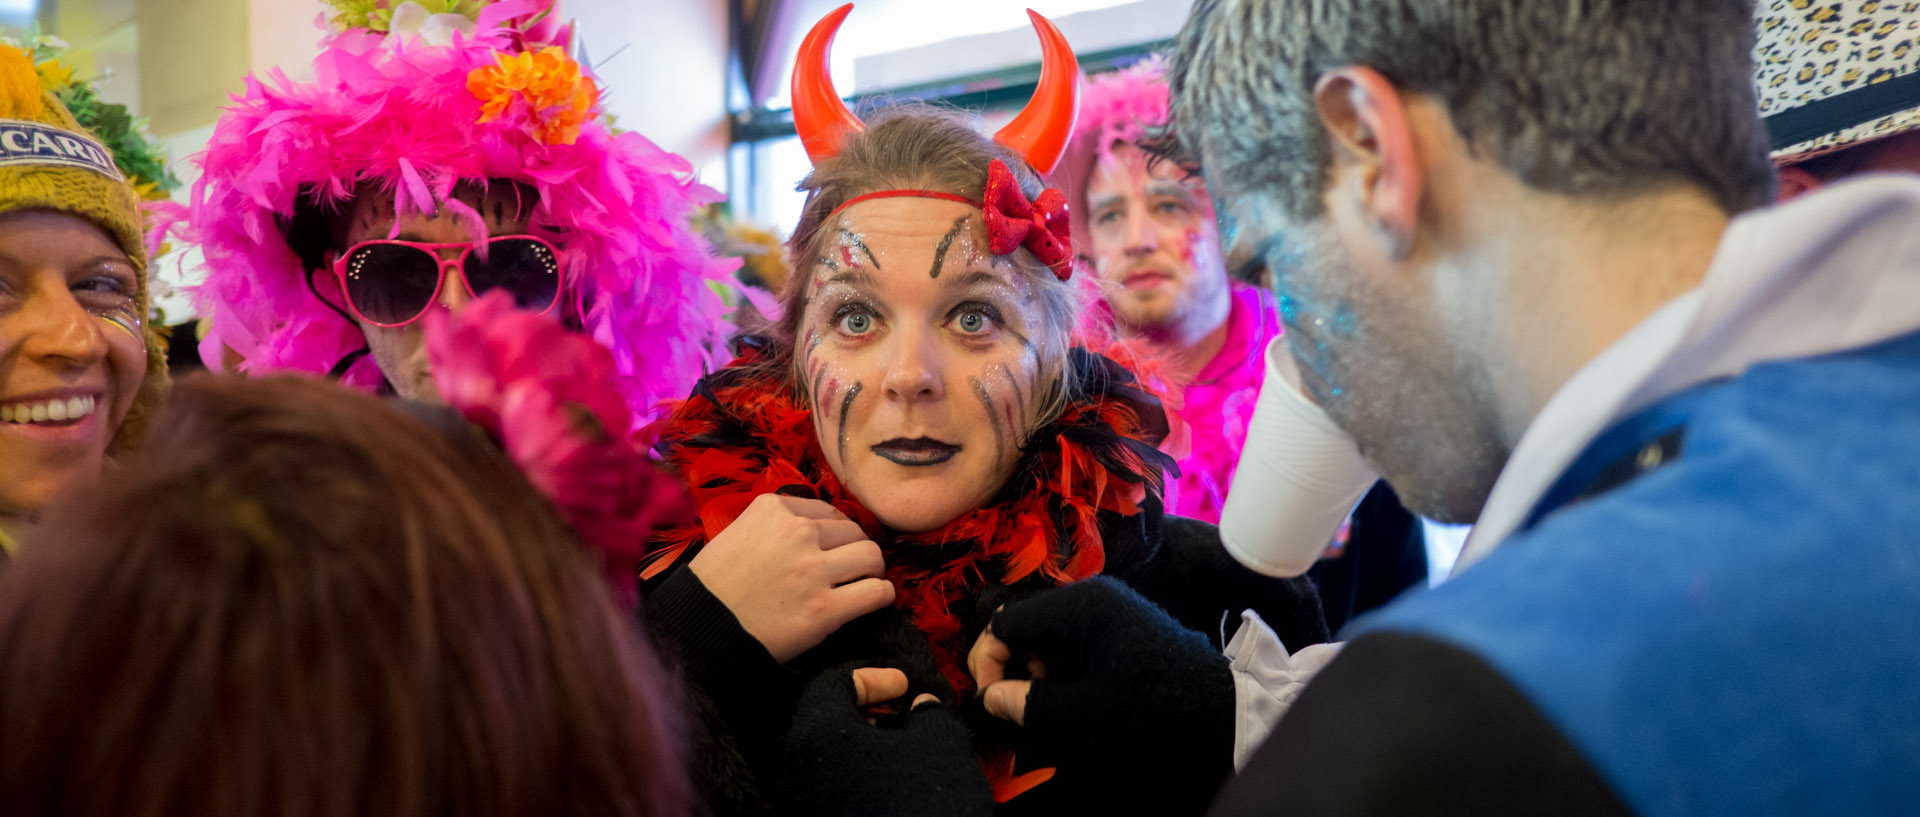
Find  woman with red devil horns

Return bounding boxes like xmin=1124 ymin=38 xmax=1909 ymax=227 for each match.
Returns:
xmin=637 ymin=6 xmax=1330 ymax=815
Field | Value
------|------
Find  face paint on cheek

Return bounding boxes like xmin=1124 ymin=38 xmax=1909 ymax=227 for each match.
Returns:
xmin=996 ymin=362 xmax=1031 ymax=440
xmin=97 ymin=310 xmax=142 ymax=341
xmin=818 ymin=375 xmax=841 ymax=421
xmin=837 ymin=381 xmax=863 ymax=464
xmin=970 ymin=376 xmax=1010 ymax=475
xmin=1278 ymin=292 xmax=1358 ymax=399
xmin=1007 ymin=328 xmax=1041 ymax=368
xmin=805 ymin=346 xmax=827 ymax=390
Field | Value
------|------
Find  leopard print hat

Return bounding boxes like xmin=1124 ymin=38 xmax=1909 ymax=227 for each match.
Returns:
xmin=1755 ymin=0 xmax=1920 ymax=163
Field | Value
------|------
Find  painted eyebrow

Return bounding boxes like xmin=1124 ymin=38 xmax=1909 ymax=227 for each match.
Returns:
xmin=929 ymin=214 xmax=971 ymax=279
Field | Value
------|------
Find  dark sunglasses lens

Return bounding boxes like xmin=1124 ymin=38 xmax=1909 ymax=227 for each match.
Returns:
xmin=464 ymin=237 xmax=562 ymax=312
xmin=342 ymin=244 xmax=442 ymax=325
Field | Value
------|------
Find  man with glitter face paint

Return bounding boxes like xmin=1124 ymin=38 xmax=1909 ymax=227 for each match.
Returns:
xmin=176 ymin=0 xmax=733 ymax=419
xmin=1059 ymin=59 xmax=1425 ymax=632
xmin=969 ymin=0 xmax=1920 ymax=815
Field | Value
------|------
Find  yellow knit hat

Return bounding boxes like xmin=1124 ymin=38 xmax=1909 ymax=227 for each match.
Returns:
xmin=0 ymin=44 xmax=166 ymax=453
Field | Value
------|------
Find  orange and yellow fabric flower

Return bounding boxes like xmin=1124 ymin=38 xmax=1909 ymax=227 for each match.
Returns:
xmin=466 ymin=46 xmax=599 ymax=145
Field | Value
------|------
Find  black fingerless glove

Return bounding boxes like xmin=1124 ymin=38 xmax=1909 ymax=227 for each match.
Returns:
xmin=991 ymin=576 xmax=1236 ymax=813
xmin=780 ymin=663 xmax=994 ymax=817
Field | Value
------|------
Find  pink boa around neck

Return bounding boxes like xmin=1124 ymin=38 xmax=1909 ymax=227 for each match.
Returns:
xmin=1162 ymin=283 xmax=1280 ymax=523
xmin=173 ymin=3 xmax=736 ymax=419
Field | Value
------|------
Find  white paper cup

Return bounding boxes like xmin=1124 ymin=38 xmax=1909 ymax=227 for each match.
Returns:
xmin=1218 ymin=337 xmax=1379 ymax=577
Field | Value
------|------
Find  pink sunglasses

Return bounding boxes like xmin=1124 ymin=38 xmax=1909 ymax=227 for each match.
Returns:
xmin=330 ymin=234 xmax=567 ymax=327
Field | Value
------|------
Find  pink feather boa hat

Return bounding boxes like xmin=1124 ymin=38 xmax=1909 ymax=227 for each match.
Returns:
xmin=1055 ymin=55 xmax=1174 ymax=254
xmin=171 ymin=0 xmax=734 ymax=420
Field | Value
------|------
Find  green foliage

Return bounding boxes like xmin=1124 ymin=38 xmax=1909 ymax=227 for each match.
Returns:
xmin=27 ymin=36 xmax=180 ymax=198
xmin=322 ymin=0 xmax=491 ymax=33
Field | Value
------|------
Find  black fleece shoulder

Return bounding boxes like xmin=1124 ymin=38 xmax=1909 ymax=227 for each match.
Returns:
xmin=641 ymin=567 xmax=803 ymax=816
xmin=1114 ymin=513 xmax=1331 ymax=651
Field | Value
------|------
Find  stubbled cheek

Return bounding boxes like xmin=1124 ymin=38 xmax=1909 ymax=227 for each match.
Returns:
xmin=1180 ymin=230 xmax=1202 ymax=265
xmin=1277 ymin=291 xmax=1364 ymax=400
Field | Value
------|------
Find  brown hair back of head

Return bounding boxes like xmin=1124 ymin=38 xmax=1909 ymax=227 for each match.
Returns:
xmin=0 ymin=374 xmax=688 ymax=817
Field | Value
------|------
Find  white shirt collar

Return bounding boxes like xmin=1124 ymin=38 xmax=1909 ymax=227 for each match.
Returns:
xmin=1455 ymin=175 xmax=1920 ymax=574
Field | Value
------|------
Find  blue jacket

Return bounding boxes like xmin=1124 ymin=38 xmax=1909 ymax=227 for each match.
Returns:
xmin=1211 ymin=178 xmax=1920 ymax=817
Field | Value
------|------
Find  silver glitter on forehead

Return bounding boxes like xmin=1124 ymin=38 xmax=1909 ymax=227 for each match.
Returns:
xmin=956 ymin=228 xmax=982 ymax=266
xmin=835 ymin=226 xmax=882 ymax=270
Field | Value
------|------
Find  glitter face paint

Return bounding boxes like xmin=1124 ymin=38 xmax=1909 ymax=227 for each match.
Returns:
xmin=837 ymin=227 xmax=883 ymax=271
xmin=795 ymin=197 xmax=1051 ymax=533
xmin=970 ymin=375 xmax=1009 ymax=475
xmin=97 ymin=308 xmax=142 ymax=340
xmin=1269 ymin=221 xmax=1367 ymax=404
xmin=837 ymin=381 xmax=863 ymax=463
xmin=0 ymin=210 xmax=150 ymax=523
xmin=928 ymin=215 xmax=970 ymax=279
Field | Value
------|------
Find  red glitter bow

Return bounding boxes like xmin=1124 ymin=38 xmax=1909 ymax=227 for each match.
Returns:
xmin=982 ymin=159 xmax=1074 ymax=281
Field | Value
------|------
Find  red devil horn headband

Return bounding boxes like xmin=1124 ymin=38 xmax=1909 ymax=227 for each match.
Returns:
xmin=792 ymin=4 xmax=1082 ymax=175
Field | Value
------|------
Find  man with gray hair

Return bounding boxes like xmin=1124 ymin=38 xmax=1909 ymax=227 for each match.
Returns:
xmin=964 ymin=1 xmax=1920 ymax=814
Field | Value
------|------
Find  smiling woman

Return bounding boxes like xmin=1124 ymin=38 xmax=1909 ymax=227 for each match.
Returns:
xmin=0 ymin=45 xmax=168 ymax=554
xmin=634 ymin=9 xmax=1331 ymax=816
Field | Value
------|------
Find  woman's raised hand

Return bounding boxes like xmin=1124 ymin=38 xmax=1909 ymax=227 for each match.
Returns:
xmin=688 ymin=493 xmax=894 ymax=663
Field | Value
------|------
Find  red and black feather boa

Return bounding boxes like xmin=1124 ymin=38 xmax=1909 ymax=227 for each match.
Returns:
xmin=641 ymin=341 xmax=1178 ymax=696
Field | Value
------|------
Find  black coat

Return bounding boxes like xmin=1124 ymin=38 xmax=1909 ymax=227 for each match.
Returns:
xmin=641 ymin=499 xmax=1330 ymax=817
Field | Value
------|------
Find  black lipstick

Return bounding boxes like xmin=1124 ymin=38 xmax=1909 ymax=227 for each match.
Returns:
xmin=870 ymin=437 xmax=961 ymax=466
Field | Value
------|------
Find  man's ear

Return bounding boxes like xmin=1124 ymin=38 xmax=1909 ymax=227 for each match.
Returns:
xmin=1313 ymin=66 xmax=1420 ymax=259
xmin=1775 ymin=165 xmax=1822 ymax=203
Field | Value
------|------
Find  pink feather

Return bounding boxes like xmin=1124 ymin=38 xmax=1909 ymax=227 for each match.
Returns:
xmin=179 ymin=11 xmax=740 ymax=422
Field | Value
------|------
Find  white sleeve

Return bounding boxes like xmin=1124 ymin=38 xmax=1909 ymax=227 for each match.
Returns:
xmin=1225 ymin=609 xmax=1345 ymax=770
xmin=1218 ymin=338 xmax=1378 ymax=578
